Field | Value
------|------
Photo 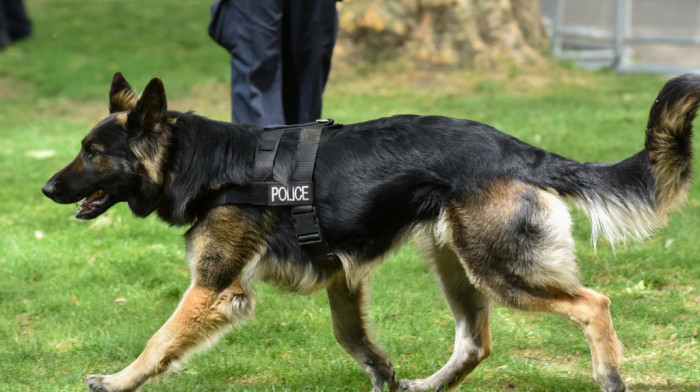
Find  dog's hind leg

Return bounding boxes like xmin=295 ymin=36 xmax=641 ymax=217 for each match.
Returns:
xmin=444 ymin=182 xmax=625 ymax=392
xmin=86 ymin=207 xmax=262 ymax=392
xmin=528 ymin=288 xmax=625 ymax=392
xmin=398 ymin=239 xmax=491 ymax=392
xmin=327 ymin=274 xmax=397 ymax=392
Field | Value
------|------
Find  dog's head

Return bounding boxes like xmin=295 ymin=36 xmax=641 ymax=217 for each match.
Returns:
xmin=42 ymin=72 xmax=169 ymax=220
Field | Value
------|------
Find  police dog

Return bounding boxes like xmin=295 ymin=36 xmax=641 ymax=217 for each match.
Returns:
xmin=43 ymin=72 xmax=699 ymax=392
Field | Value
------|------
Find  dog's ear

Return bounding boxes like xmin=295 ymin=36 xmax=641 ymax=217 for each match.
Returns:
xmin=109 ymin=72 xmax=138 ymax=113
xmin=127 ymin=77 xmax=168 ymax=135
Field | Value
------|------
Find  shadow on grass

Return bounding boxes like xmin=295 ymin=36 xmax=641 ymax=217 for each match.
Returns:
xmin=156 ymin=361 xmax=605 ymax=392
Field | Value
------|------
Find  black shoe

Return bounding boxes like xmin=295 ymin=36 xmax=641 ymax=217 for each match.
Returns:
xmin=9 ymin=27 xmax=32 ymax=42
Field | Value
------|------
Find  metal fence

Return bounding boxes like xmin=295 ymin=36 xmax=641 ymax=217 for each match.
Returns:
xmin=540 ymin=0 xmax=700 ymax=74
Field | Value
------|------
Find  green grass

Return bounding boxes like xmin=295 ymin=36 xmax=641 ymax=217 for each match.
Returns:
xmin=1 ymin=1 xmax=699 ymax=391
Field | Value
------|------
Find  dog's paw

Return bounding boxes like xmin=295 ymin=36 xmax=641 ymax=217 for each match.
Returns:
xmin=596 ymin=367 xmax=627 ymax=392
xmin=86 ymin=375 xmax=110 ymax=392
xmin=370 ymin=364 xmax=397 ymax=392
xmin=372 ymin=371 xmax=398 ymax=392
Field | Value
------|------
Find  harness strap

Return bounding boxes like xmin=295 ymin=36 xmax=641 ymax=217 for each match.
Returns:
xmin=292 ymin=125 xmax=323 ymax=181
xmin=253 ymin=129 xmax=284 ymax=180
xmin=196 ymin=182 xmax=270 ymax=207
xmin=288 ymin=123 xmax=339 ymax=264
xmin=195 ymin=119 xmax=339 ymax=264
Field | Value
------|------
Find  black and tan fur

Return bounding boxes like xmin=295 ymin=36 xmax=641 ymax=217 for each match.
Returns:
xmin=42 ymin=73 xmax=699 ymax=392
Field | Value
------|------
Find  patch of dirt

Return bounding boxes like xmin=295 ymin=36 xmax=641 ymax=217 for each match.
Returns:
xmin=55 ymin=100 xmax=108 ymax=125
xmin=0 ymin=77 xmax=18 ymax=99
xmin=229 ymin=373 xmax=283 ymax=386
xmin=33 ymin=81 xmax=231 ymax=126
xmin=328 ymin=64 xmax=599 ymax=98
xmin=17 ymin=312 xmax=35 ymax=338
xmin=170 ymin=81 xmax=230 ymax=120
xmin=27 ymin=66 xmax=596 ymax=126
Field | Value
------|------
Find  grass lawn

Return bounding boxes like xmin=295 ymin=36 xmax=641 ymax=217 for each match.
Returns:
xmin=1 ymin=1 xmax=699 ymax=391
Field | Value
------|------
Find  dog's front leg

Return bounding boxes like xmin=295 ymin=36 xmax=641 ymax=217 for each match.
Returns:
xmin=87 ymin=206 xmax=263 ymax=392
xmin=327 ymin=274 xmax=397 ymax=392
xmin=86 ymin=280 xmax=253 ymax=392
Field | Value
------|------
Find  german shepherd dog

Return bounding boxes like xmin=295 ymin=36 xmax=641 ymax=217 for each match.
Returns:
xmin=43 ymin=72 xmax=698 ymax=392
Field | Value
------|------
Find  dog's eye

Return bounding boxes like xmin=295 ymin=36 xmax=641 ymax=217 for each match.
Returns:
xmin=85 ymin=146 xmax=99 ymax=159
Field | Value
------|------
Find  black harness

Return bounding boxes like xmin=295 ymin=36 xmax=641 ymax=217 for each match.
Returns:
xmin=197 ymin=119 xmax=340 ymax=264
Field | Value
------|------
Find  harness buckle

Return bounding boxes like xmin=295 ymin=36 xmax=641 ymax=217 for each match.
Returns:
xmin=292 ymin=205 xmax=322 ymax=245
xmin=292 ymin=205 xmax=339 ymax=263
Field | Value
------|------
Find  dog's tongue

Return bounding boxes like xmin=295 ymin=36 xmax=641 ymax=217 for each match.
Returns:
xmin=76 ymin=190 xmax=105 ymax=217
xmin=84 ymin=189 xmax=104 ymax=205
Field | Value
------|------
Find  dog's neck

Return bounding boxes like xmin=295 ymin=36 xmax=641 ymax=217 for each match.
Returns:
xmin=155 ymin=111 xmax=261 ymax=225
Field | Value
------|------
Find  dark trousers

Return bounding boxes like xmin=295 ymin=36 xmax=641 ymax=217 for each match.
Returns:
xmin=0 ymin=0 xmax=32 ymax=40
xmin=210 ymin=0 xmax=337 ymax=126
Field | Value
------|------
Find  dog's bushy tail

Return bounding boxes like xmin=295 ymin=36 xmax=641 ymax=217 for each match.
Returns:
xmin=644 ymin=74 xmax=699 ymax=217
xmin=564 ymin=74 xmax=699 ymax=245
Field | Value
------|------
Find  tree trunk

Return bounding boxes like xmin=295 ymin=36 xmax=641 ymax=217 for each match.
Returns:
xmin=336 ymin=0 xmax=550 ymax=70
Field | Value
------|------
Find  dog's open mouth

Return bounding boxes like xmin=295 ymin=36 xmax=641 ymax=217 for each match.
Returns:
xmin=76 ymin=189 xmax=108 ymax=219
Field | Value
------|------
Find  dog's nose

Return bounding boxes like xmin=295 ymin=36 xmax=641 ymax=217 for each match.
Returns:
xmin=42 ymin=180 xmax=56 ymax=199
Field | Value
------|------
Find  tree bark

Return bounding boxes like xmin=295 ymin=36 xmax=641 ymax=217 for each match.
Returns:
xmin=336 ymin=0 xmax=550 ymax=69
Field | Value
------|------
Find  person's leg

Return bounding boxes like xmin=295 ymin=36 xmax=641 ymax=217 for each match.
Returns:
xmin=282 ymin=0 xmax=338 ymax=124
xmin=3 ymin=0 xmax=31 ymax=41
xmin=229 ymin=0 xmax=285 ymax=125
xmin=0 ymin=2 xmax=11 ymax=49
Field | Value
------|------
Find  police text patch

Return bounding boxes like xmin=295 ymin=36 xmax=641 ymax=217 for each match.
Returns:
xmin=268 ymin=182 xmax=313 ymax=206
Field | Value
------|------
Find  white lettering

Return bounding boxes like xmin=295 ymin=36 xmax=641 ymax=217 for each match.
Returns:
xmin=296 ymin=185 xmax=309 ymax=201
xmin=270 ymin=184 xmax=311 ymax=203
xmin=271 ymin=186 xmax=281 ymax=201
